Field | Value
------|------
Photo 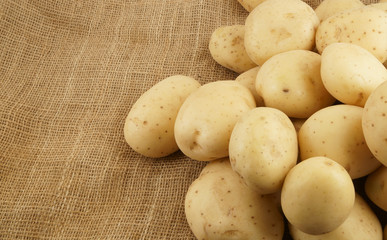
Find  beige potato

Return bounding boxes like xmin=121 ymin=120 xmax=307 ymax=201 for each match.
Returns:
xmin=235 ymin=66 xmax=264 ymax=106
xmin=229 ymin=107 xmax=298 ymax=194
xmin=362 ymin=81 xmax=387 ymax=166
xmin=174 ymin=80 xmax=255 ymax=161
xmin=314 ymin=0 xmax=364 ymax=22
xmin=124 ymin=75 xmax=200 ymax=158
xmin=256 ymin=50 xmax=335 ymax=118
xmin=289 ymin=193 xmax=383 ymax=240
xmin=365 ymin=166 xmax=387 ymax=211
xmin=298 ymin=104 xmax=381 ymax=179
xmin=185 ymin=158 xmax=284 ymax=240
xmin=321 ymin=43 xmax=387 ymax=107
xmin=244 ymin=0 xmax=319 ymax=65
xmin=281 ymin=156 xmax=355 ymax=235
xmin=316 ymin=6 xmax=387 ymax=63
xmin=209 ymin=25 xmax=256 ymax=73
xmin=237 ymin=0 xmax=268 ymax=12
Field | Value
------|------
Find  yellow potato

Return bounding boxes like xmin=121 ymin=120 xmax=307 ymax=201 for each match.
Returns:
xmin=298 ymin=104 xmax=381 ymax=179
xmin=244 ymin=0 xmax=319 ymax=65
xmin=174 ymin=80 xmax=255 ymax=161
xmin=365 ymin=166 xmax=387 ymax=211
xmin=229 ymin=107 xmax=298 ymax=194
xmin=256 ymin=50 xmax=335 ymax=118
xmin=316 ymin=6 xmax=387 ymax=63
xmin=237 ymin=0 xmax=268 ymax=12
xmin=235 ymin=66 xmax=264 ymax=106
xmin=321 ymin=42 xmax=387 ymax=107
xmin=314 ymin=0 xmax=364 ymax=22
xmin=281 ymin=156 xmax=355 ymax=235
xmin=185 ymin=158 xmax=284 ymax=240
xmin=209 ymin=25 xmax=256 ymax=73
xmin=124 ymin=75 xmax=200 ymax=158
xmin=289 ymin=193 xmax=383 ymax=240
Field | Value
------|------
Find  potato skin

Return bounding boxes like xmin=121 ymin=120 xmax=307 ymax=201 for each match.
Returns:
xmin=229 ymin=107 xmax=298 ymax=194
xmin=365 ymin=166 xmax=387 ymax=211
xmin=124 ymin=75 xmax=200 ymax=158
xmin=185 ymin=158 xmax=284 ymax=240
xmin=235 ymin=66 xmax=264 ymax=106
xmin=237 ymin=0 xmax=268 ymax=12
xmin=314 ymin=0 xmax=364 ymax=22
xmin=281 ymin=157 xmax=355 ymax=235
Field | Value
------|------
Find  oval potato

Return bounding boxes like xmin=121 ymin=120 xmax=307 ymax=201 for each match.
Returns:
xmin=237 ymin=0 xmax=268 ymax=12
xmin=235 ymin=66 xmax=264 ymax=106
xmin=365 ymin=166 xmax=387 ymax=211
xmin=314 ymin=0 xmax=364 ymax=22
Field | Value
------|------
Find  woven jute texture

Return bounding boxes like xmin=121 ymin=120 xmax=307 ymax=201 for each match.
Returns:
xmin=0 ymin=0 xmax=381 ymax=239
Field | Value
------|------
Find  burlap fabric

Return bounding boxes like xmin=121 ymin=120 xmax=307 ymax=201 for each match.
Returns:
xmin=0 ymin=0 xmax=381 ymax=239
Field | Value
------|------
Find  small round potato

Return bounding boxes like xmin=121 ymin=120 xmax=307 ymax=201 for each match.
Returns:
xmin=235 ymin=66 xmax=264 ymax=106
xmin=174 ymin=80 xmax=255 ymax=161
xmin=244 ymin=0 xmax=319 ymax=65
xmin=256 ymin=50 xmax=335 ymax=118
xmin=316 ymin=6 xmax=387 ymax=63
xmin=362 ymin=81 xmax=387 ymax=166
xmin=185 ymin=158 xmax=284 ymax=240
xmin=289 ymin=193 xmax=383 ymax=240
xmin=321 ymin=43 xmax=387 ymax=107
xmin=237 ymin=0 xmax=268 ymax=12
xmin=209 ymin=25 xmax=256 ymax=73
xmin=124 ymin=75 xmax=200 ymax=158
xmin=365 ymin=166 xmax=387 ymax=211
xmin=281 ymin=156 xmax=355 ymax=235
xmin=298 ymin=104 xmax=381 ymax=179
xmin=229 ymin=107 xmax=298 ymax=194
xmin=314 ymin=0 xmax=364 ymax=22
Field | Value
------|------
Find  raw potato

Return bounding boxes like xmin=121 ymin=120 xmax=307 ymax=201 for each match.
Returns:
xmin=185 ymin=158 xmax=284 ymax=240
xmin=229 ymin=107 xmax=298 ymax=194
xmin=314 ymin=0 xmax=364 ymax=22
xmin=174 ymin=80 xmax=255 ymax=161
xmin=298 ymin=104 xmax=381 ymax=179
xmin=362 ymin=81 xmax=387 ymax=166
xmin=289 ymin=194 xmax=383 ymax=240
xmin=235 ymin=66 xmax=264 ymax=106
xmin=256 ymin=50 xmax=335 ymax=118
xmin=244 ymin=0 xmax=319 ymax=65
xmin=316 ymin=6 xmax=387 ymax=63
xmin=209 ymin=25 xmax=256 ymax=73
xmin=237 ymin=0 xmax=268 ymax=12
xmin=281 ymin=156 xmax=355 ymax=235
xmin=321 ymin=43 xmax=387 ymax=107
xmin=124 ymin=75 xmax=200 ymax=158
xmin=365 ymin=166 xmax=387 ymax=211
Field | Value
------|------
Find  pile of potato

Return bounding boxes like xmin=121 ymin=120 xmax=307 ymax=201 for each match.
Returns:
xmin=124 ymin=0 xmax=387 ymax=239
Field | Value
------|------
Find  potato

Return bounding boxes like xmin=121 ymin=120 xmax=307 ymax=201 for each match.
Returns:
xmin=174 ymin=80 xmax=255 ymax=161
xmin=185 ymin=158 xmax=284 ymax=240
xmin=229 ymin=107 xmax=298 ymax=194
xmin=365 ymin=166 xmax=387 ymax=211
xmin=124 ymin=75 xmax=200 ymax=158
xmin=256 ymin=50 xmax=335 ymax=118
xmin=289 ymin=193 xmax=383 ymax=240
xmin=244 ymin=0 xmax=319 ymax=65
xmin=281 ymin=156 xmax=355 ymax=235
xmin=209 ymin=25 xmax=256 ymax=73
xmin=314 ymin=0 xmax=364 ymax=22
xmin=235 ymin=66 xmax=264 ymax=106
xmin=321 ymin=43 xmax=387 ymax=107
xmin=237 ymin=0 xmax=268 ymax=12
xmin=316 ymin=6 xmax=387 ymax=63
xmin=298 ymin=104 xmax=381 ymax=179
xmin=362 ymin=81 xmax=387 ymax=166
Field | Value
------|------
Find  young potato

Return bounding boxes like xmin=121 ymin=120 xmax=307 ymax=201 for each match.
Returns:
xmin=321 ymin=43 xmax=387 ymax=107
xmin=365 ymin=166 xmax=387 ymax=211
xmin=237 ymin=0 xmax=268 ymax=12
xmin=174 ymin=80 xmax=255 ymax=161
xmin=209 ymin=25 xmax=257 ymax=73
xmin=362 ymin=81 xmax=387 ymax=166
xmin=185 ymin=158 xmax=284 ymax=240
xmin=229 ymin=107 xmax=298 ymax=194
xmin=316 ymin=6 xmax=387 ymax=63
xmin=314 ymin=0 xmax=364 ymax=22
xmin=289 ymin=193 xmax=383 ymax=240
xmin=256 ymin=50 xmax=335 ymax=118
xmin=244 ymin=0 xmax=319 ymax=65
xmin=298 ymin=104 xmax=381 ymax=179
xmin=235 ymin=66 xmax=264 ymax=106
xmin=124 ymin=75 xmax=200 ymax=158
xmin=281 ymin=157 xmax=355 ymax=235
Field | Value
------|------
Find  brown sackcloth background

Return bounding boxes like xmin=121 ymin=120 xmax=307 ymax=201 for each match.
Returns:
xmin=0 ymin=0 xmax=383 ymax=239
